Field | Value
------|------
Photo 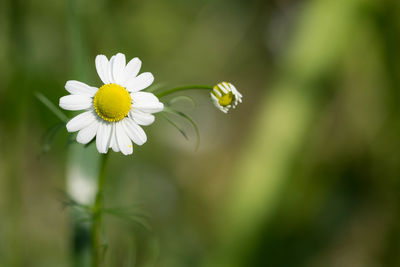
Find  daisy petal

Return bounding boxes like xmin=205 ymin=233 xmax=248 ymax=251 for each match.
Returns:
xmin=126 ymin=72 xmax=154 ymax=92
xmin=123 ymin=118 xmax=147 ymax=146
xmin=211 ymin=93 xmax=219 ymax=103
xmin=116 ymin=122 xmax=133 ymax=155
xmin=120 ymin=57 xmax=142 ymax=87
xmin=131 ymin=92 xmax=164 ymax=113
xmin=96 ymin=122 xmax=112 ymax=154
xmin=135 ymin=102 xmax=164 ymax=113
xmin=59 ymin=95 xmax=92 ymax=111
xmin=111 ymin=53 xmax=126 ymax=85
xmin=108 ymin=55 xmax=116 ymax=83
xmin=109 ymin=124 xmax=120 ymax=152
xmin=65 ymin=81 xmax=97 ymax=96
xmin=76 ymin=121 xmax=99 ymax=144
xmin=95 ymin=55 xmax=111 ymax=84
xmin=66 ymin=110 xmax=96 ymax=132
xmin=129 ymin=110 xmax=155 ymax=126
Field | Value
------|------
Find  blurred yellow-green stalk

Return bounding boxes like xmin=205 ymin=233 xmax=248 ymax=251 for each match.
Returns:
xmin=1 ymin=0 xmax=400 ymax=266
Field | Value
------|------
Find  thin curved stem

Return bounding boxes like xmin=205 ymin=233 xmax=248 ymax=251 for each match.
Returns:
xmin=92 ymin=153 xmax=109 ymax=267
xmin=155 ymin=85 xmax=213 ymax=98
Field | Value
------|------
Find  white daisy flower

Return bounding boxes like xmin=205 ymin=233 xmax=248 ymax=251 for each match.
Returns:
xmin=210 ymin=82 xmax=242 ymax=113
xmin=59 ymin=53 xmax=164 ymax=155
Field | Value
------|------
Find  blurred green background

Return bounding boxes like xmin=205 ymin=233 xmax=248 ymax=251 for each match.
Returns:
xmin=1 ymin=0 xmax=400 ymax=266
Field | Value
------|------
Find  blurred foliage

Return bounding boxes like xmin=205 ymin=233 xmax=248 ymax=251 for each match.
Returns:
xmin=1 ymin=0 xmax=400 ymax=266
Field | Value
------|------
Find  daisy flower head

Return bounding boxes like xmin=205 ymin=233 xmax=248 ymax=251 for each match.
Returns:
xmin=210 ymin=82 xmax=242 ymax=113
xmin=59 ymin=53 xmax=164 ymax=155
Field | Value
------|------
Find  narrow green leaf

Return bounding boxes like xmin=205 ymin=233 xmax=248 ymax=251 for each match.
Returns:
xmin=103 ymin=205 xmax=151 ymax=219
xmin=145 ymin=82 xmax=167 ymax=93
xmin=61 ymin=196 xmax=92 ymax=212
xmin=159 ymin=113 xmax=189 ymax=140
xmin=102 ymin=208 xmax=152 ymax=232
xmin=167 ymin=95 xmax=197 ymax=108
xmin=35 ymin=92 xmax=68 ymax=122
xmin=163 ymin=107 xmax=200 ymax=150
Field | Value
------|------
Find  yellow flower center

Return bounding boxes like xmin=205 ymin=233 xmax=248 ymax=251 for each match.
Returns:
xmin=93 ymin=83 xmax=132 ymax=122
xmin=218 ymin=92 xmax=234 ymax=106
xmin=212 ymin=84 xmax=234 ymax=107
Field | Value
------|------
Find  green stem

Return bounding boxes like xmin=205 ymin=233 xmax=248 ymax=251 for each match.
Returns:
xmin=92 ymin=153 xmax=109 ymax=267
xmin=155 ymin=85 xmax=213 ymax=98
